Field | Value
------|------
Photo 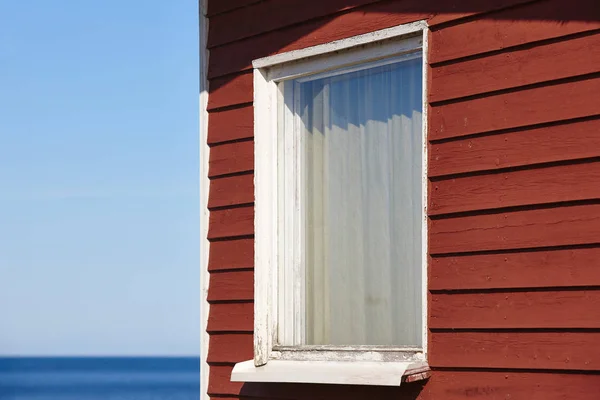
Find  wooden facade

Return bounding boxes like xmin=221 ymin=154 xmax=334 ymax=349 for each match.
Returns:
xmin=201 ymin=0 xmax=600 ymax=398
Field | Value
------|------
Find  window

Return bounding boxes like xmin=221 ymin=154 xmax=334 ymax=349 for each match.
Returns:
xmin=232 ymin=21 xmax=429 ymax=386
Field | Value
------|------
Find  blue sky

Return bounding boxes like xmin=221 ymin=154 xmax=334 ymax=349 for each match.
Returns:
xmin=0 ymin=1 xmax=199 ymax=355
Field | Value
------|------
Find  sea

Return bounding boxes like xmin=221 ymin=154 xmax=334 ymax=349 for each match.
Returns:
xmin=0 ymin=357 xmax=200 ymax=400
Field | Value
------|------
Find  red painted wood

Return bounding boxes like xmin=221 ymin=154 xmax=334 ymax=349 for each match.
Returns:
xmin=208 ymin=371 xmax=600 ymax=399
xmin=207 ymin=302 xmax=254 ymax=332
xmin=430 ymin=33 xmax=600 ymax=103
xmin=207 ymin=333 xmax=253 ymax=363
xmin=208 ymin=206 xmax=254 ymax=240
xmin=430 ymin=77 xmax=600 ymax=141
xmin=430 ymin=290 xmax=600 ymax=329
xmin=207 ymin=0 xmax=262 ymax=17
xmin=208 ymin=0 xmax=381 ymax=48
xmin=420 ymin=371 xmax=600 ymax=400
xmin=207 ymin=72 xmax=253 ymax=111
xmin=209 ymin=174 xmax=254 ymax=209
xmin=429 ymin=204 xmax=600 ymax=255
xmin=209 ymin=140 xmax=254 ymax=178
xmin=208 ymin=270 xmax=254 ymax=302
xmin=208 ymin=105 xmax=253 ymax=145
xmin=429 ymin=0 xmax=600 ymax=64
xmin=238 ymin=380 xmax=425 ymax=400
xmin=429 ymin=118 xmax=600 ymax=177
xmin=430 ymin=332 xmax=600 ymax=370
xmin=208 ymin=238 xmax=254 ymax=271
xmin=208 ymin=365 xmax=243 ymax=396
xmin=429 ymin=247 xmax=600 ymax=291
xmin=208 ymin=2 xmax=430 ymax=78
xmin=426 ymin=0 xmax=533 ymax=26
xmin=430 ymin=162 xmax=600 ymax=215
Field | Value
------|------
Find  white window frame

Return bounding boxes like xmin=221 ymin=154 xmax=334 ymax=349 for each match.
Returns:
xmin=232 ymin=20 xmax=429 ymax=387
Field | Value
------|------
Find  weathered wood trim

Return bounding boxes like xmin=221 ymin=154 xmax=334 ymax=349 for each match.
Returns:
xmin=199 ymin=2 xmax=210 ymax=399
xmin=253 ymin=20 xmax=427 ymax=69
xmin=253 ymin=67 xmax=278 ymax=366
xmin=248 ymin=21 xmax=430 ymax=379
xmin=231 ymin=359 xmax=429 ymax=386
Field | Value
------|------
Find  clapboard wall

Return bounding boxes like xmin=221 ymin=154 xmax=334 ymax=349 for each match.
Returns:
xmin=203 ymin=0 xmax=600 ymax=398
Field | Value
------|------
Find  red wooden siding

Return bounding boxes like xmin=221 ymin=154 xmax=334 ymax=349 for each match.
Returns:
xmin=429 ymin=204 xmax=600 ymax=254
xmin=420 ymin=372 xmax=600 ymax=400
xmin=430 ymin=290 xmax=600 ymax=329
xmin=430 ymin=332 xmax=600 ymax=370
xmin=430 ymin=33 xmax=600 ymax=103
xmin=429 ymin=247 xmax=600 ymax=290
xmin=208 ymin=238 xmax=253 ymax=272
xmin=429 ymin=0 xmax=600 ymax=64
xmin=430 ymin=76 xmax=600 ymax=141
xmin=207 ymin=105 xmax=253 ymax=145
xmin=429 ymin=118 xmax=600 ymax=177
xmin=208 ymin=206 xmax=254 ymax=240
xmin=209 ymin=140 xmax=253 ymax=178
xmin=209 ymin=174 xmax=254 ymax=209
xmin=204 ymin=0 xmax=600 ymax=399
xmin=208 ymin=270 xmax=254 ymax=302
xmin=429 ymin=161 xmax=600 ymax=215
xmin=207 ymin=302 xmax=254 ymax=333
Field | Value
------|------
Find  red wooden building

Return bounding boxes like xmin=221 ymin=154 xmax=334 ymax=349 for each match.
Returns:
xmin=199 ymin=1 xmax=600 ymax=399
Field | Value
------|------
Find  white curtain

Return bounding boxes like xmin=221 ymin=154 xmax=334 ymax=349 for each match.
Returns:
xmin=301 ymin=56 xmax=423 ymax=346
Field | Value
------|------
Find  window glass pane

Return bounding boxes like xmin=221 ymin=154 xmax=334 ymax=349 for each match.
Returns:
xmin=300 ymin=54 xmax=423 ymax=346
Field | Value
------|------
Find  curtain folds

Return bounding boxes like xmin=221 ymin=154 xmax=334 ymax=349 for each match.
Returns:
xmin=301 ymin=56 xmax=423 ymax=346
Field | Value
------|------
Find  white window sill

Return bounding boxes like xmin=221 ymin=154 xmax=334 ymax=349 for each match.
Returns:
xmin=231 ymin=359 xmax=430 ymax=386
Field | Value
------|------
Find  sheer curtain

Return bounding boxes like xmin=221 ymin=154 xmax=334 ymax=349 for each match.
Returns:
xmin=301 ymin=55 xmax=423 ymax=346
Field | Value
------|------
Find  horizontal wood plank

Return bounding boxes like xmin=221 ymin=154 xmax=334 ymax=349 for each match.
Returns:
xmin=208 ymin=270 xmax=254 ymax=302
xmin=208 ymin=238 xmax=254 ymax=271
xmin=429 ymin=118 xmax=600 ymax=177
xmin=208 ymin=0 xmax=380 ymax=48
xmin=209 ymin=174 xmax=254 ymax=209
xmin=207 ymin=333 xmax=253 ymax=363
xmin=420 ymin=371 xmax=600 ymax=400
xmin=430 ymin=76 xmax=600 ymax=141
xmin=426 ymin=0 xmax=532 ymax=27
xmin=430 ymin=290 xmax=600 ymax=329
xmin=430 ymin=332 xmax=600 ymax=370
xmin=208 ymin=2 xmax=430 ymax=78
xmin=208 ymin=105 xmax=253 ymax=145
xmin=429 ymin=204 xmax=600 ymax=255
xmin=430 ymin=247 xmax=600 ymax=290
xmin=430 ymin=161 xmax=600 ymax=215
xmin=207 ymin=0 xmax=262 ymax=17
xmin=430 ymin=33 xmax=600 ymax=102
xmin=209 ymin=140 xmax=254 ymax=178
xmin=209 ymin=370 xmax=600 ymax=399
xmin=207 ymin=72 xmax=253 ymax=111
xmin=207 ymin=302 xmax=254 ymax=332
xmin=234 ymin=377 xmax=425 ymax=400
xmin=208 ymin=206 xmax=254 ymax=240
xmin=429 ymin=0 xmax=600 ymax=64
xmin=208 ymin=364 xmax=243 ymax=396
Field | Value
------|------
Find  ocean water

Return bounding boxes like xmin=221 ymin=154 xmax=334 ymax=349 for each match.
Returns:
xmin=0 ymin=357 xmax=200 ymax=400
